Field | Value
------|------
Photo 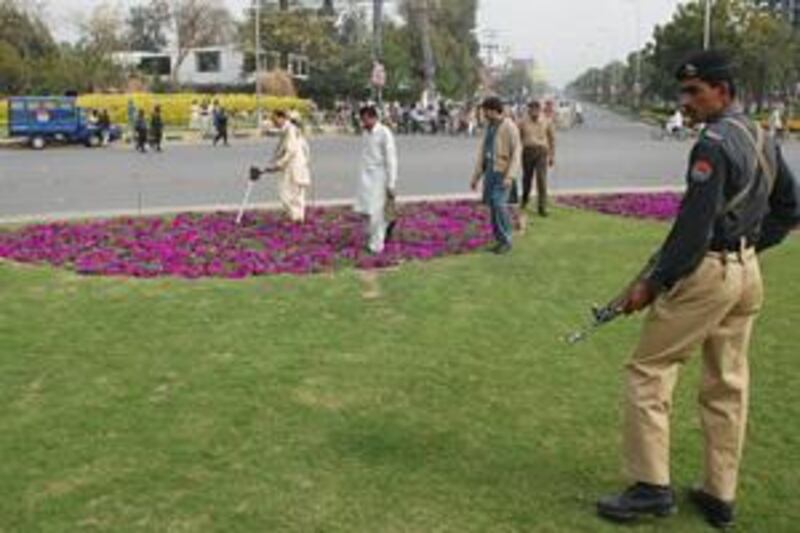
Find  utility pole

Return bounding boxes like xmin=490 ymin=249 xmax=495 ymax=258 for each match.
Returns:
xmin=632 ymin=0 xmax=642 ymax=109
xmin=372 ymin=0 xmax=384 ymax=107
xmin=704 ymin=0 xmax=712 ymax=50
xmin=254 ymin=0 xmax=262 ymax=129
xmin=411 ymin=0 xmax=436 ymax=106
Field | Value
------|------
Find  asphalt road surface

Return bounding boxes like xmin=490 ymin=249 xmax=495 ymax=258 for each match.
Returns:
xmin=1 ymin=105 xmax=798 ymax=222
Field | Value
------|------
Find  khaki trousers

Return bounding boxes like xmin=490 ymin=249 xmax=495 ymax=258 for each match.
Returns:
xmin=521 ymin=146 xmax=549 ymax=213
xmin=279 ymin=178 xmax=307 ymax=223
xmin=623 ymin=247 xmax=763 ymax=502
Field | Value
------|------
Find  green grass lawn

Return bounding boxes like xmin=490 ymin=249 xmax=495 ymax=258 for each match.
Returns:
xmin=1 ymin=208 xmax=798 ymax=532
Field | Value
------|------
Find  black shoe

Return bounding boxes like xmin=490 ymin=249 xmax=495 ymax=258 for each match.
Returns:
xmin=688 ymin=487 xmax=735 ymax=529
xmin=538 ymin=209 xmax=549 ymax=217
xmin=385 ymin=220 xmax=398 ymax=242
xmin=493 ymin=243 xmax=512 ymax=255
xmin=597 ymin=482 xmax=677 ymax=523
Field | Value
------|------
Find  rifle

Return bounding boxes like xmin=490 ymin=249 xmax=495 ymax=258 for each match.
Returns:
xmin=563 ymin=252 xmax=660 ymax=345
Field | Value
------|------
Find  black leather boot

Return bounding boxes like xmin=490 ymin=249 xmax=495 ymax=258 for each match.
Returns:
xmin=597 ymin=482 xmax=677 ymax=523
xmin=688 ymin=486 xmax=735 ymax=529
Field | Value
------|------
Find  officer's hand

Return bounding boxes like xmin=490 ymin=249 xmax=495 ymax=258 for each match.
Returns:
xmin=548 ymin=156 xmax=555 ymax=168
xmin=622 ymin=280 xmax=656 ymax=315
xmin=502 ymin=177 xmax=513 ymax=189
xmin=470 ymin=178 xmax=480 ymax=191
xmin=386 ymin=188 xmax=396 ymax=200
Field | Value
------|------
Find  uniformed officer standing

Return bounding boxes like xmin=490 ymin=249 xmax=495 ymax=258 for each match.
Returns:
xmin=517 ymin=100 xmax=555 ymax=216
xmin=597 ymin=50 xmax=800 ymax=529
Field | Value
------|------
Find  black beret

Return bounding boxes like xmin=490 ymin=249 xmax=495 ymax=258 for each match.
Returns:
xmin=675 ymin=50 xmax=734 ymax=82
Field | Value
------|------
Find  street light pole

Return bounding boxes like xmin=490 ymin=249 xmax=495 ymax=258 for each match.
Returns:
xmin=254 ymin=0 xmax=262 ymax=130
xmin=704 ymin=0 xmax=712 ymax=50
xmin=633 ymin=0 xmax=642 ymax=108
xmin=373 ymin=0 xmax=384 ymax=107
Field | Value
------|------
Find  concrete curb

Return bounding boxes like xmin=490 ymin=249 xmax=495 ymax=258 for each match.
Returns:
xmin=0 ymin=187 xmax=683 ymax=226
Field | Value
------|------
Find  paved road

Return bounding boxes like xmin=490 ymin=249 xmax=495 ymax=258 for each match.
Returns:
xmin=1 ymin=105 xmax=798 ymax=221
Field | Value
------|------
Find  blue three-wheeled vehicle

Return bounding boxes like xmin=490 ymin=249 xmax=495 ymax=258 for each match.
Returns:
xmin=7 ymin=96 xmax=121 ymax=150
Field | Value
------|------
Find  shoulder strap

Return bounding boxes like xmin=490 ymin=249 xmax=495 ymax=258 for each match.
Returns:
xmin=720 ymin=118 xmax=777 ymax=215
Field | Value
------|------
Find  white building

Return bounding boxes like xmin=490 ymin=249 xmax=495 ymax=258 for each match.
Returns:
xmin=114 ymin=45 xmax=309 ymax=87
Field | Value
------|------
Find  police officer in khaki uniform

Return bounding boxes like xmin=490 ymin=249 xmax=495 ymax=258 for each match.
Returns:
xmin=597 ymin=50 xmax=800 ymax=529
xmin=517 ymin=100 xmax=555 ymax=216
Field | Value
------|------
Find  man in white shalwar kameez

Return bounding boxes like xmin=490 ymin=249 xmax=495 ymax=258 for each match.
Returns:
xmin=267 ymin=110 xmax=311 ymax=223
xmin=355 ymin=105 xmax=398 ymax=254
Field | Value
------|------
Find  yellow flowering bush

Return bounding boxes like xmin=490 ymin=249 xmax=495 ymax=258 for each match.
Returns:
xmin=1 ymin=94 xmax=310 ymax=127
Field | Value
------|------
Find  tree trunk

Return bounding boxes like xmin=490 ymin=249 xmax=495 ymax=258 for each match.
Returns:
xmin=416 ymin=0 xmax=436 ymax=100
xmin=279 ymin=0 xmax=289 ymax=10
xmin=373 ymin=0 xmax=383 ymax=60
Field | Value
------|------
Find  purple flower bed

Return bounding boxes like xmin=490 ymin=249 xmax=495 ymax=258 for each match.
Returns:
xmin=557 ymin=191 xmax=682 ymax=221
xmin=0 ymin=201 xmax=508 ymax=279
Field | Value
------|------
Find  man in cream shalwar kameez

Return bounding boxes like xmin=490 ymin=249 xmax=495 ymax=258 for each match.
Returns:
xmin=355 ymin=106 xmax=398 ymax=254
xmin=268 ymin=110 xmax=311 ymax=223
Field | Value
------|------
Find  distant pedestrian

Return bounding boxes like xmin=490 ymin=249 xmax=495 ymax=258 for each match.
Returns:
xmin=134 ymin=110 xmax=148 ymax=153
xmin=213 ymin=106 xmax=229 ymax=147
xmin=189 ymin=100 xmax=201 ymax=130
xmin=150 ymin=106 xmax=164 ymax=152
xmin=98 ymin=109 xmax=111 ymax=145
xmin=127 ymin=99 xmax=137 ymax=142
xmin=769 ymin=105 xmax=785 ymax=141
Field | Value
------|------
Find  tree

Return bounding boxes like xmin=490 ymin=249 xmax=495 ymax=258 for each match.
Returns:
xmin=79 ymin=1 xmax=125 ymax=56
xmin=125 ymin=1 xmax=170 ymax=52
xmin=569 ymin=0 xmax=800 ymax=111
xmin=164 ymin=0 xmax=235 ymax=82
xmin=0 ymin=0 xmax=56 ymax=60
xmin=321 ymin=0 xmax=335 ymax=15
xmin=240 ymin=7 xmax=371 ymax=106
xmin=0 ymin=39 xmax=25 ymax=93
xmin=495 ymin=61 xmax=536 ymax=102
xmin=400 ymin=0 xmax=481 ymax=100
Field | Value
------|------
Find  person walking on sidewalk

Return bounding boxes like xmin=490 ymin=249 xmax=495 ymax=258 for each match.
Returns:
xmin=213 ymin=106 xmax=229 ymax=147
xmin=470 ymin=97 xmax=522 ymax=254
xmin=517 ymin=100 xmax=555 ymax=216
xmin=134 ymin=110 xmax=148 ymax=153
xmin=596 ymin=50 xmax=800 ymax=530
xmin=149 ymin=106 xmax=164 ymax=152
xmin=127 ymin=98 xmax=137 ymax=143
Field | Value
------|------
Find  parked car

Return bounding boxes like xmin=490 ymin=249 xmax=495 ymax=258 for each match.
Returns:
xmin=7 ymin=96 xmax=121 ymax=149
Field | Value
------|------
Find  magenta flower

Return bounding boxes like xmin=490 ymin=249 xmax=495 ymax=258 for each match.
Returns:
xmin=0 ymin=201 xmax=512 ymax=279
xmin=557 ymin=192 xmax=681 ymax=221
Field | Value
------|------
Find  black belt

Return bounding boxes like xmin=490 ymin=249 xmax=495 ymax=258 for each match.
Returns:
xmin=709 ymin=235 xmax=755 ymax=252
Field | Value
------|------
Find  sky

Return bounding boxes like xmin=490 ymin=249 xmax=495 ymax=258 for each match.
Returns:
xmin=46 ymin=0 xmax=686 ymax=88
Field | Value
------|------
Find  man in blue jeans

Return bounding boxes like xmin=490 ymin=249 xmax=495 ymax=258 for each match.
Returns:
xmin=470 ymin=97 xmax=522 ymax=254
